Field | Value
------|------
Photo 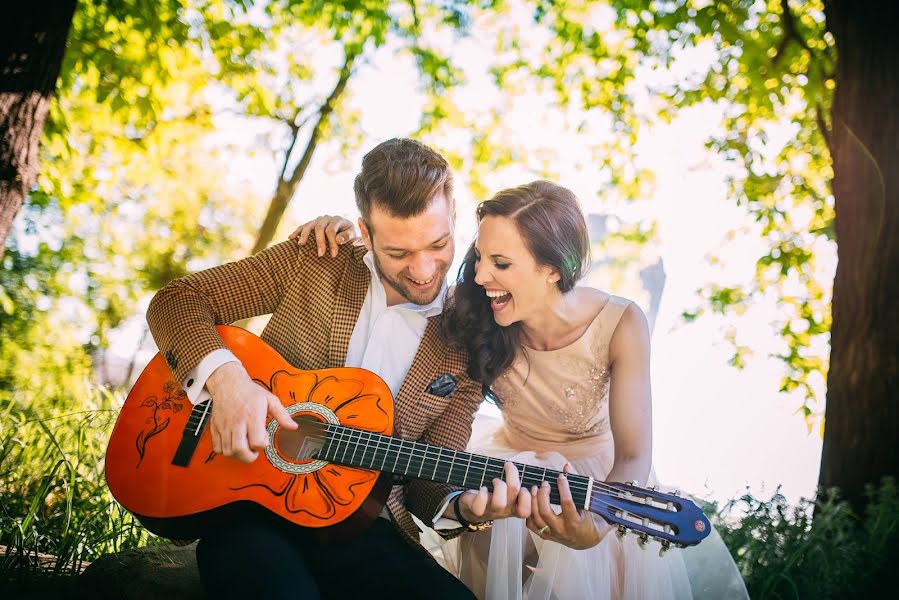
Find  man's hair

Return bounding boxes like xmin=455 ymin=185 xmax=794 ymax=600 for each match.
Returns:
xmin=353 ymin=138 xmax=453 ymax=227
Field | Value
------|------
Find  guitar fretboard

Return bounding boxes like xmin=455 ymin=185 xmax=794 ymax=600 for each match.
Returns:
xmin=315 ymin=424 xmax=593 ymax=508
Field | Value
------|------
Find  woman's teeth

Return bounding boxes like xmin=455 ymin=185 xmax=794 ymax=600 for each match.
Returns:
xmin=486 ymin=290 xmax=512 ymax=310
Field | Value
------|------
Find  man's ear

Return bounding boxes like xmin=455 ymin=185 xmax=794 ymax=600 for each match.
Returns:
xmin=358 ymin=218 xmax=373 ymax=251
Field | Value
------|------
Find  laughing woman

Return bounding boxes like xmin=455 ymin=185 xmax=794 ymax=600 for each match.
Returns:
xmin=437 ymin=181 xmax=746 ymax=599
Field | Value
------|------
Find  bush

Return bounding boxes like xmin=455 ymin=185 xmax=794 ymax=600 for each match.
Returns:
xmin=710 ymin=478 xmax=899 ymax=599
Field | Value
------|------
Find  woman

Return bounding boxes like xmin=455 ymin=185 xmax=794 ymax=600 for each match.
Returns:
xmin=291 ymin=182 xmax=747 ymax=599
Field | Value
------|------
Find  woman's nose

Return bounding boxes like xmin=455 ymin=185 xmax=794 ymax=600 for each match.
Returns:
xmin=474 ymin=261 xmax=489 ymax=285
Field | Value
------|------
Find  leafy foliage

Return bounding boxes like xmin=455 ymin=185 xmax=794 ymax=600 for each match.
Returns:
xmin=709 ymin=477 xmax=899 ymax=598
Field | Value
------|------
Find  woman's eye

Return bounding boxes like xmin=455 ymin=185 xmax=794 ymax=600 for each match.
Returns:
xmin=495 ymin=262 xmax=510 ymax=270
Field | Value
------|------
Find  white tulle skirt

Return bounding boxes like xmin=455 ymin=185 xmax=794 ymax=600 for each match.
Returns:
xmin=429 ymin=415 xmax=748 ymax=600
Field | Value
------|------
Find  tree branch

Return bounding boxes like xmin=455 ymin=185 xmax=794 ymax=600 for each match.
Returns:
xmin=251 ymin=47 xmax=359 ymax=255
xmin=816 ymin=102 xmax=832 ymax=156
xmin=773 ymin=0 xmax=813 ymax=65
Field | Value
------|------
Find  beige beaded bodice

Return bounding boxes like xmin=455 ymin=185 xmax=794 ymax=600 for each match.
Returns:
xmin=491 ymin=294 xmax=631 ymax=457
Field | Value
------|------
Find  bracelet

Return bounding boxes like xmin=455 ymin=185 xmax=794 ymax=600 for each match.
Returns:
xmin=453 ymin=495 xmax=494 ymax=532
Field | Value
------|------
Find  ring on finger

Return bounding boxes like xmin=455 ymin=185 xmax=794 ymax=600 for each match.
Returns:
xmin=537 ymin=525 xmax=550 ymax=535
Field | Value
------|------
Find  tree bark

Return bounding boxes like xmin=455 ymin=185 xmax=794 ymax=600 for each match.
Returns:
xmin=250 ymin=50 xmax=357 ymax=255
xmin=0 ymin=1 xmax=76 ymax=259
xmin=820 ymin=2 xmax=899 ymax=513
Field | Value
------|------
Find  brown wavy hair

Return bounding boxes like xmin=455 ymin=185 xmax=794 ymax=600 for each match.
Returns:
xmin=353 ymin=138 xmax=453 ymax=231
xmin=442 ymin=181 xmax=590 ymax=402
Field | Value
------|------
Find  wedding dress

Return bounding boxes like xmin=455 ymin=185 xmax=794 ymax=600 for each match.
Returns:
xmin=438 ymin=295 xmax=748 ymax=599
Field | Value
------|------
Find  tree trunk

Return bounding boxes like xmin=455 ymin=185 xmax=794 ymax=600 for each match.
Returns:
xmin=250 ymin=50 xmax=357 ymax=255
xmin=0 ymin=1 xmax=76 ymax=259
xmin=820 ymin=2 xmax=899 ymax=513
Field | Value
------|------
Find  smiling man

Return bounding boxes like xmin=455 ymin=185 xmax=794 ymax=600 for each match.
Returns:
xmin=144 ymin=138 xmax=525 ymax=599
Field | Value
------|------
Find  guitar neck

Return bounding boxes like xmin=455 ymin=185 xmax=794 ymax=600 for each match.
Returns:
xmin=315 ymin=424 xmax=593 ymax=509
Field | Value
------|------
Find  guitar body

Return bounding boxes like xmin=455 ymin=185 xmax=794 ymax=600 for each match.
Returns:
xmin=105 ymin=326 xmax=395 ymax=540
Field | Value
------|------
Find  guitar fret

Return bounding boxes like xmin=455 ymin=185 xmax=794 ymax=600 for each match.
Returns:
xmin=446 ymin=450 xmax=457 ymax=483
xmin=396 ymin=438 xmax=403 ymax=473
xmin=379 ymin=436 xmax=391 ymax=470
xmin=432 ymin=447 xmax=442 ymax=481
xmin=462 ymin=452 xmax=473 ymax=489
xmin=401 ymin=440 xmax=413 ymax=475
xmin=350 ymin=430 xmax=362 ymax=466
xmin=341 ymin=429 xmax=351 ymax=464
xmin=321 ymin=429 xmax=334 ymax=460
xmin=416 ymin=442 xmax=426 ymax=479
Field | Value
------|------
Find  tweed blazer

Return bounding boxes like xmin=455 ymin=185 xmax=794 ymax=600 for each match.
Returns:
xmin=145 ymin=236 xmax=482 ymax=545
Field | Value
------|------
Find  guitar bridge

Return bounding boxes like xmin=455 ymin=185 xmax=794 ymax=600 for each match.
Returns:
xmin=171 ymin=399 xmax=212 ymax=467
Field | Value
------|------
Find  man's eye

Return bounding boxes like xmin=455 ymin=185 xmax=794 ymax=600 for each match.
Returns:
xmin=389 ymin=253 xmax=409 ymax=259
xmin=432 ymin=242 xmax=448 ymax=249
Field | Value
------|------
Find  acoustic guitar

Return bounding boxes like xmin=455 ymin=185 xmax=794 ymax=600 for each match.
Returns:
xmin=106 ymin=325 xmax=711 ymax=553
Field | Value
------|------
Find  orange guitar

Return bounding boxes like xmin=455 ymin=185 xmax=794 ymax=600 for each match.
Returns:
xmin=106 ymin=325 xmax=711 ymax=550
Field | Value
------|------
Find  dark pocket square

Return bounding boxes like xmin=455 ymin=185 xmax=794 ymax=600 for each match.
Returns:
xmin=425 ymin=373 xmax=458 ymax=398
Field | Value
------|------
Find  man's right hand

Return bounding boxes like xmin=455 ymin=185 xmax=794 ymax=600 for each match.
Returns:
xmin=205 ymin=361 xmax=297 ymax=463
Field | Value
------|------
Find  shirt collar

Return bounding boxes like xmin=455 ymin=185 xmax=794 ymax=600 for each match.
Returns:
xmin=362 ymin=251 xmax=446 ymax=318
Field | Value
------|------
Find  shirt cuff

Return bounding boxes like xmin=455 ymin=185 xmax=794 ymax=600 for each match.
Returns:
xmin=432 ymin=490 xmax=465 ymax=530
xmin=182 ymin=348 xmax=240 ymax=405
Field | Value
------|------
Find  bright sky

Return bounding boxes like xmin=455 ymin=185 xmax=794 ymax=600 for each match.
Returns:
xmin=108 ymin=9 xmax=827 ymax=507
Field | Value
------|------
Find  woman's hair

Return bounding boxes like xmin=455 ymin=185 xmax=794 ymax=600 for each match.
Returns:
xmin=442 ymin=180 xmax=590 ymax=402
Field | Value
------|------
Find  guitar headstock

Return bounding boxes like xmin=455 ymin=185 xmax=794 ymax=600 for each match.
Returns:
xmin=588 ymin=482 xmax=711 ymax=550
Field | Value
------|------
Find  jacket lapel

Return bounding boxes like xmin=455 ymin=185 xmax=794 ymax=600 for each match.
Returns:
xmin=394 ymin=317 xmax=447 ymax=437
xmin=327 ymin=245 xmax=370 ymax=368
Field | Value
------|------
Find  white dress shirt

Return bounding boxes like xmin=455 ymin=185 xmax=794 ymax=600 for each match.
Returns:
xmin=180 ymin=250 xmax=463 ymax=528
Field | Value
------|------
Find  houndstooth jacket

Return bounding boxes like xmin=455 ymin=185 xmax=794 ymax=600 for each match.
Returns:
xmin=145 ymin=236 xmax=482 ymax=545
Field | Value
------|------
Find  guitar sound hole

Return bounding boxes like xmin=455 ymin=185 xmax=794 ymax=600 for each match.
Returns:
xmin=274 ymin=414 xmax=327 ymax=463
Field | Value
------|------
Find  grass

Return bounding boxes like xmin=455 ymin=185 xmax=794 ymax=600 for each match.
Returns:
xmin=2 ymin=380 xmax=897 ymax=598
xmin=0 ymin=382 xmax=154 ymax=587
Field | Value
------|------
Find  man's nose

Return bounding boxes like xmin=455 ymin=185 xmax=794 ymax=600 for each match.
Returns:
xmin=409 ymin=253 xmax=436 ymax=279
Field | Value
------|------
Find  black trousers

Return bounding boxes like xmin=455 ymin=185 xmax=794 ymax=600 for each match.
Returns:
xmin=195 ymin=509 xmax=475 ymax=599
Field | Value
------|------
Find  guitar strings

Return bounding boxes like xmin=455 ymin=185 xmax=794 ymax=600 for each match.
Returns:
xmin=317 ymin=424 xmax=679 ymax=538
xmin=292 ymin=420 xmax=680 ymax=533
xmin=315 ymin=421 xmax=655 ymax=501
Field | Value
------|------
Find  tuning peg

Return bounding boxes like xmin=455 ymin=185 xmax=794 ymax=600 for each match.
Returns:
xmin=672 ymin=489 xmax=682 ymax=497
xmin=637 ymin=533 xmax=649 ymax=548
xmin=659 ymin=540 xmax=671 ymax=557
xmin=616 ymin=525 xmax=628 ymax=539
xmin=648 ymin=485 xmax=658 ymax=491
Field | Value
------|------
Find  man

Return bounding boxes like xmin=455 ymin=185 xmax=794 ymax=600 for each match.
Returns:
xmin=146 ymin=138 xmax=526 ymax=598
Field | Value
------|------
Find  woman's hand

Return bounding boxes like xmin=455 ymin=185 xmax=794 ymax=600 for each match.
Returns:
xmin=455 ymin=462 xmax=532 ymax=523
xmin=526 ymin=464 xmax=612 ymax=550
xmin=288 ymin=215 xmax=359 ymax=257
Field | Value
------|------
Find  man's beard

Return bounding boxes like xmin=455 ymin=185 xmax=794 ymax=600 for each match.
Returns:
xmin=372 ymin=251 xmax=445 ymax=306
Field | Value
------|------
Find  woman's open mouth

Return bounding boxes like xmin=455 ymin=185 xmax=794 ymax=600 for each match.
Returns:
xmin=486 ymin=289 xmax=512 ymax=312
